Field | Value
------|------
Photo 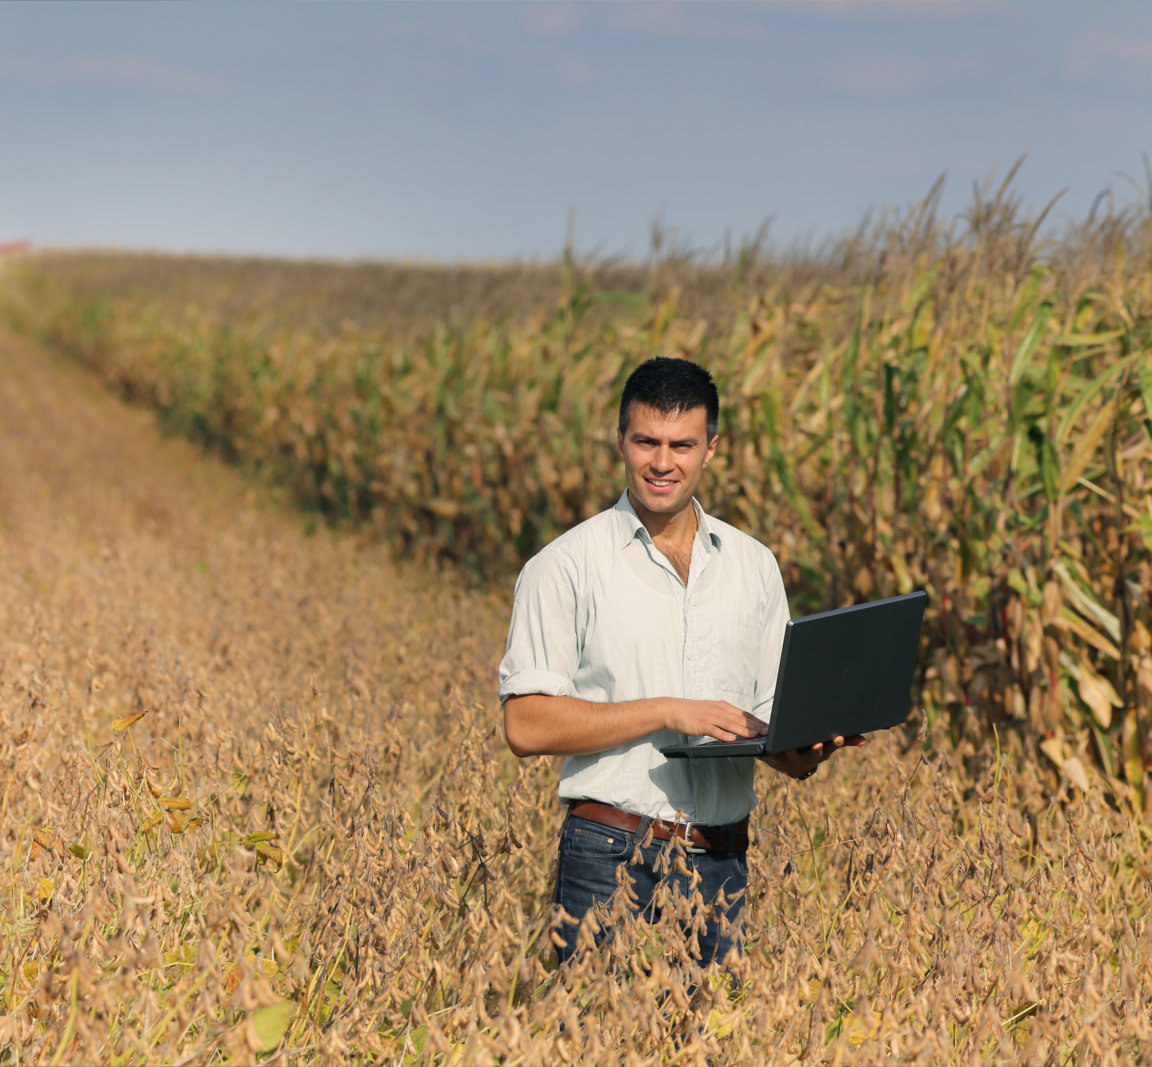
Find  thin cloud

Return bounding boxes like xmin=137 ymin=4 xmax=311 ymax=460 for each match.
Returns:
xmin=0 ymin=53 xmax=225 ymax=96
xmin=605 ymin=2 xmax=772 ymax=45
xmin=522 ymin=2 xmax=587 ymax=40
xmin=791 ymin=1 xmax=1025 ymax=27
xmin=824 ymin=52 xmax=994 ymax=98
xmin=1064 ymin=26 xmax=1152 ymax=84
xmin=546 ymin=47 xmax=597 ymax=89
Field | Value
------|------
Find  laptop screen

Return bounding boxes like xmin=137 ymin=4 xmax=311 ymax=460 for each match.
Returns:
xmin=762 ymin=591 xmax=926 ymax=753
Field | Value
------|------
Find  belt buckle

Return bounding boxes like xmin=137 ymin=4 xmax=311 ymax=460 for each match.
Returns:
xmin=679 ymin=818 xmax=708 ymax=854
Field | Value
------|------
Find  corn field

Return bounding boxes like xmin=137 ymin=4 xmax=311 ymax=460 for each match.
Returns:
xmin=1 ymin=179 xmax=1151 ymax=1063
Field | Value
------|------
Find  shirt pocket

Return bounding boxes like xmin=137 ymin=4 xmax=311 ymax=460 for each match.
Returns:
xmin=703 ymin=608 xmax=762 ymax=710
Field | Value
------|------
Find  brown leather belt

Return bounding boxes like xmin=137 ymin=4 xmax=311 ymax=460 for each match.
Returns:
xmin=568 ymin=800 xmax=749 ymax=854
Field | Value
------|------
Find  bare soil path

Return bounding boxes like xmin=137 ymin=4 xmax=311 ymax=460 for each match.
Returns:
xmin=0 ymin=323 xmax=508 ymax=800
xmin=0 ymin=326 xmax=539 ymax=1061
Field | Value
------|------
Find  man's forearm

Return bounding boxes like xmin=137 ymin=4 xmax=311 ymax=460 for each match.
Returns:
xmin=503 ymin=694 xmax=668 ymax=757
xmin=502 ymin=692 xmax=770 ymax=758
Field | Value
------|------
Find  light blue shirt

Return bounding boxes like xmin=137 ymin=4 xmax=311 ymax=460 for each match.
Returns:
xmin=498 ymin=490 xmax=790 ymax=824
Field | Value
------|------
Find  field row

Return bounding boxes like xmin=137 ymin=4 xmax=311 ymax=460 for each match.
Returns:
xmin=4 ymin=213 xmax=1151 ymax=795
xmin=1 ymin=200 xmax=1151 ymax=1060
xmin=2 ymin=323 xmax=1150 ymax=1063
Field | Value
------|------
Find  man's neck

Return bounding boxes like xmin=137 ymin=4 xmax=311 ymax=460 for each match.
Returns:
xmin=628 ymin=490 xmax=698 ymax=546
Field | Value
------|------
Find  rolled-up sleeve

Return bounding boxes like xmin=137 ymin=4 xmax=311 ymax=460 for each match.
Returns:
xmin=498 ymin=548 xmax=580 ymax=703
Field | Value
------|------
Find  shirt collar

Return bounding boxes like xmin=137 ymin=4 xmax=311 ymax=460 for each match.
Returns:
xmin=613 ymin=489 xmax=721 ymax=550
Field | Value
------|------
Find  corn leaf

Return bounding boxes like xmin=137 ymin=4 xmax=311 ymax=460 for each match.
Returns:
xmin=1039 ymin=736 xmax=1065 ymax=768
xmin=1053 ymin=560 xmax=1120 ymax=643
xmin=1121 ymin=710 xmax=1146 ymax=806
xmin=1054 ymin=328 xmax=1125 ymax=347
xmin=1009 ymin=302 xmax=1052 ymax=386
xmin=1060 ymin=402 xmax=1117 ymax=494
xmin=1139 ymin=360 xmax=1152 ymax=447
xmin=1054 ymin=353 xmax=1135 ymax=447
xmin=1063 ymin=755 xmax=1091 ymax=792
xmin=1074 ymin=658 xmax=1122 ymax=730
xmin=1058 ymin=605 xmax=1121 ymax=659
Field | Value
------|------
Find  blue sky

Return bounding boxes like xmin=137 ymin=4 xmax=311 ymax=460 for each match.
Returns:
xmin=2 ymin=2 xmax=1150 ymax=263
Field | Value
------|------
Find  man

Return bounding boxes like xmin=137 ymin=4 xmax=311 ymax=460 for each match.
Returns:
xmin=499 ymin=357 xmax=858 ymax=966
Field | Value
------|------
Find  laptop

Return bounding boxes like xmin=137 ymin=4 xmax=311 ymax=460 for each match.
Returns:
xmin=660 ymin=591 xmax=926 ymax=759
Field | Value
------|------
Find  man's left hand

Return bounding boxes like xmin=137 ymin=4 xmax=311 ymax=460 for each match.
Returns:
xmin=761 ymin=734 xmax=866 ymax=779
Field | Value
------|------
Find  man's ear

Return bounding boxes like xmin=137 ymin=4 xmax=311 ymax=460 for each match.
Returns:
xmin=704 ymin=434 xmax=719 ymax=467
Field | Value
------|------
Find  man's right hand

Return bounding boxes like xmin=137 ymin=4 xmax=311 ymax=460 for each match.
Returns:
xmin=662 ymin=698 xmax=770 ymax=743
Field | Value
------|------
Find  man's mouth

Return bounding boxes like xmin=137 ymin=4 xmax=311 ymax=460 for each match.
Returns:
xmin=645 ymin=478 xmax=676 ymax=488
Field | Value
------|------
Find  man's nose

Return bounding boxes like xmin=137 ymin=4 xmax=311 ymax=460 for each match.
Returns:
xmin=652 ymin=445 xmax=672 ymax=471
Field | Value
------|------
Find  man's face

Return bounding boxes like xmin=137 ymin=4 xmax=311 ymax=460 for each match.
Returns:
xmin=617 ymin=402 xmax=717 ymax=523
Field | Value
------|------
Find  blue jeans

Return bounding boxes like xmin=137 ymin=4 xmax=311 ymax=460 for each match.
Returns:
xmin=553 ymin=811 xmax=748 ymax=968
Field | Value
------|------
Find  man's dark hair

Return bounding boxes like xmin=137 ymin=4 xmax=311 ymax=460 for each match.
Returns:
xmin=618 ymin=357 xmax=719 ymax=440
